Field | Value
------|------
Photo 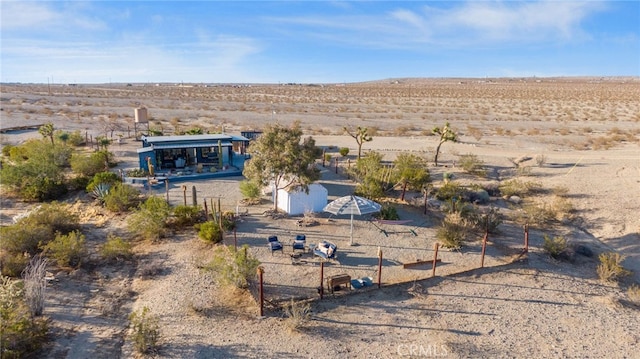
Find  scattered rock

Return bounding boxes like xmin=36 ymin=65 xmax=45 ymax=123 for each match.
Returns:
xmin=509 ymin=195 xmax=522 ymax=204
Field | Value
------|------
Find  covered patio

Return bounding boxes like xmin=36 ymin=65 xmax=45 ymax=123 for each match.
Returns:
xmin=132 ymin=134 xmax=250 ymax=183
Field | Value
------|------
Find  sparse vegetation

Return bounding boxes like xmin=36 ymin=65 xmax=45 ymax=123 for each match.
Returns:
xmin=127 ymin=196 xmax=171 ymax=241
xmin=597 ymin=252 xmax=631 ymax=282
xmin=41 ymin=230 xmax=87 ymax=268
xmin=458 ymin=153 xmax=486 ymax=176
xmin=100 ymin=235 xmax=133 ymax=262
xmin=542 ymin=235 xmax=569 ymax=259
xmin=173 ymin=205 xmax=202 ymax=227
xmin=0 ymin=275 xmax=49 ymax=358
xmin=436 ymin=212 xmax=468 ymax=249
xmin=205 ymin=245 xmax=260 ymax=289
xmin=239 ymin=180 xmax=262 ymax=204
xmin=129 ymin=306 xmax=161 ymax=355
xmin=198 ymin=221 xmax=223 ymax=244
xmin=283 ymin=299 xmax=311 ymax=332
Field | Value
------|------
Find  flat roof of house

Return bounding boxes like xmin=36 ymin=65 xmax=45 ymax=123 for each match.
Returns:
xmin=141 ymin=134 xmax=250 ymax=143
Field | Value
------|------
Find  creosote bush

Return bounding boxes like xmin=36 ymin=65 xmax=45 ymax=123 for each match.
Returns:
xmin=597 ymin=252 xmax=631 ymax=282
xmin=0 ymin=276 xmax=49 ymax=358
xmin=100 ymin=235 xmax=133 ymax=262
xmin=239 ymin=180 xmax=262 ymax=204
xmin=129 ymin=306 xmax=161 ymax=355
xmin=458 ymin=153 xmax=487 ymax=177
xmin=205 ymin=245 xmax=260 ymax=289
xmin=104 ymin=183 xmax=140 ymax=213
xmin=283 ymin=299 xmax=311 ymax=332
xmin=542 ymin=235 xmax=569 ymax=260
xmin=41 ymin=230 xmax=87 ymax=268
xmin=436 ymin=212 xmax=468 ymax=249
xmin=197 ymin=221 xmax=223 ymax=244
xmin=173 ymin=205 xmax=202 ymax=227
xmin=127 ymin=196 xmax=171 ymax=241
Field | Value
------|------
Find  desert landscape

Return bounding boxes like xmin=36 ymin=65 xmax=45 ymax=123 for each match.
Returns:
xmin=1 ymin=78 xmax=639 ymax=358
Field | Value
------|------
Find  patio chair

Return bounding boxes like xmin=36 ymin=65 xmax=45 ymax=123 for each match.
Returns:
xmin=267 ymin=235 xmax=283 ymax=255
xmin=292 ymin=234 xmax=306 ymax=252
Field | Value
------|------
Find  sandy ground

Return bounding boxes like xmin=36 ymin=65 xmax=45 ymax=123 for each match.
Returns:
xmin=1 ymin=80 xmax=639 ymax=358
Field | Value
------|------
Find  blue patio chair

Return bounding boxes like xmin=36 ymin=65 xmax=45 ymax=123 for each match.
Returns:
xmin=267 ymin=235 xmax=283 ymax=255
xmin=292 ymin=234 xmax=306 ymax=252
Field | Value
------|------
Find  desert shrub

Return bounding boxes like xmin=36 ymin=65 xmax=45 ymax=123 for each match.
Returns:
xmin=100 ymin=235 xmax=133 ymax=262
xmin=66 ymin=130 xmax=85 ymax=146
xmin=542 ymin=235 xmax=569 ymax=259
xmin=129 ymin=306 xmax=161 ymax=355
xmin=499 ymin=179 xmax=540 ymax=198
xmin=239 ymin=180 xmax=261 ymax=204
xmin=0 ymin=252 xmax=30 ymax=277
xmin=535 ymin=154 xmax=547 ymax=167
xmin=127 ymin=196 xmax=171 ymax=241
xmin=221 ymin=211 xmax=237 ymax=231
xmin=597 ymin=252 xmax=631 ymax=282
xmin=86 ymin=171 xmax=121 ymax=192
xmin=458 ymin=153 xmax=486 ymax=177
xmin=70 ymin=151 xmax=108 ymax=177
xmin=21 ymin=255 xmax=48 ymax=317
xmin=323 ymin=153 xmax=332 ymax=163
xmin=376 ymin=205 xmax=400 ymax=220
xmin=198 ymin=221 xmax=223 ymax=244
xmin=41 ymin=230 xmax=87 ymax=268
xmin=173 ymin=205 xmax=202 ymax=227
xmin=25 ymin=202 xmax=80 ymax=234
xmin=436 ymin=181 xmax=465 ymax=201
xmin=0 ymin=224 xmax=51 ymax=259
xmin=470 ymin=205 xmax=503 ymax=234
xmin=1 ymin=144 xmax=14 ymax=157
xmin=104 ymin=183 xmax=140 ymax=213
xmin=0 ymin=276 xmax=49 ymax=358
xmin=627 ymin=285 xmax=640 ymax=306
xmin=339 ymin=147 xmax=350 ymax=157
xmin=205 ymin=245 xmax=260 ymax=289
xmin=0 ymin=160 xmax=67 ymax=201
xmin=283 ymin=299 xmax=311 ymax=332
xmin=125 ymin=168 xmax=148 ymax=178
xmin=436 ymin=212 xmax=468 ymax=249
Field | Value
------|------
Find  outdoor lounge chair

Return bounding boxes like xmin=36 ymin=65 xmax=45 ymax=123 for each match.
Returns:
xmin=313 ymin=241 xmax=337 ymax=260
xmin=267 ymin=235 xmax=283 ymax=255
xmin=292 ymin=234 xmax=306 ymax=252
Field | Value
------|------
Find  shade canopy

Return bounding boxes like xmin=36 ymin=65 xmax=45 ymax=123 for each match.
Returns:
xmin=323 ymin=195 xmax=381 ymax=245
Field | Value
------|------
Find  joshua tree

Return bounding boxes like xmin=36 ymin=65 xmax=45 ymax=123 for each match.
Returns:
xmin=38 ymin=122 xmax=55 ymax=146
xmin=432 ymin=122 xmax=458 ymax=166
xmin=344 ymin=126 xmax=372 ymax=160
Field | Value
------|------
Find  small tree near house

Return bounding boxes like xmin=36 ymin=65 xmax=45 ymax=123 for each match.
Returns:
xmin=242 ymin=122 xmax=321 ymax=211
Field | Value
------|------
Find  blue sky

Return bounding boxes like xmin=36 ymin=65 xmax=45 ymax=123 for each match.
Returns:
xmin=1 ymin=1 xmax=638 ymax=84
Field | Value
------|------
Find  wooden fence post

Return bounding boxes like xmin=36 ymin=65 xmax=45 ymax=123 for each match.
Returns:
xmin=480 ymin=231 xmax=488 ymax=268
xmin=191 ymin=186 xmax=197 ymax=206
xmin=524 ymin=223 xmax=529 ymax=253
xmin=257 ymin=266 xmax=264 ymax=317
xmin=377 ymin=247 xmax=383 ymax=288
xmin=319 ymin=261 xmax=325 ymax=299
xmin=432 ymin=242 xmax=439 ymax=277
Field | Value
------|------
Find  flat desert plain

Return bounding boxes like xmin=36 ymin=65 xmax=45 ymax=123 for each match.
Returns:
xmin=1 ymin=78 xmax=639 ymax=358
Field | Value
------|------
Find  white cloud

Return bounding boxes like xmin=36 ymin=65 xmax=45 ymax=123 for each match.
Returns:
xmin=1 ymin=1 xmax=106 ymax=31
